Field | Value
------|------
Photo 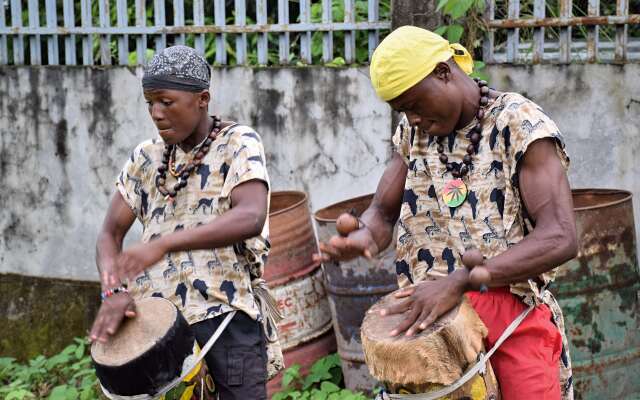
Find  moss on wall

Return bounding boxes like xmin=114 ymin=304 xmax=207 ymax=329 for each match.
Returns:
xmin=0 ymin=273 xmax=100 ymax=361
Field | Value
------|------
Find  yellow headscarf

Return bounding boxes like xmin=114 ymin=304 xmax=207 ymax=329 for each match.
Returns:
xmin=370 ymin=25 xmax=474 ymax=101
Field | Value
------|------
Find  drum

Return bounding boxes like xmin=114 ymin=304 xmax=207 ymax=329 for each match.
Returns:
xmin=91 ymin=297 xmax=215 ymax=399
xmin=361 ymin=291 xmax=500 ymax=399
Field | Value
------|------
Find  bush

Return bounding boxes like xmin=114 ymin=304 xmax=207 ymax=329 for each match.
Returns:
xmin=0 ymin=338 xmax=102 ymax=400
xmin=1 ymin=341 xmax=368 ymax=400
xmin=272 ymin=354 xmax=370 ymax=400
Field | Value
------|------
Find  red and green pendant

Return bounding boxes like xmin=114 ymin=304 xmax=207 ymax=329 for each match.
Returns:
xmin=442 ymin=178 xmax=468 ymax=208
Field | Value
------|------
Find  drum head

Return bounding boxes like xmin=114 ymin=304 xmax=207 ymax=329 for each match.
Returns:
xmin=362 ymin=294 xmax=460 ymax=344
xmin=92 ymin=297 xmax=177 ymax=366
xmin=361 ymin=291 xmax=488 ymax=387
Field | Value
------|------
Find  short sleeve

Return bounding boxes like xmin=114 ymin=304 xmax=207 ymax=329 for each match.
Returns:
xmin=115 ymin=143 xmax=146 ymax=220
xmin=392 ymin=114 xmax=411 ymax=166
xmin=221 ymin=127 xmax=271 ymax=198
xmin=500 ymin=96 xmax=570 ymax=175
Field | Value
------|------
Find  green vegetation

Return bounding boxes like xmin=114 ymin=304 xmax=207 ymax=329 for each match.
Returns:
xmin=433 ymin=0 xmax=488 ymax=79
xmin=272 ymin=354 xmax=371 ymax=400
xmin=5 ymin=0 xmax=391 ymax=66
xmin=0 ymin=338 xmax=101 ymax=400
xmin=0 ymin=339 xmax=366 ymax=400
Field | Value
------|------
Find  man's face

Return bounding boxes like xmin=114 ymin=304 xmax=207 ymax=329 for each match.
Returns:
xmin=388 ymin=65 xmax=463 ymax=137
xmin=143 ymin=89 xmax=207 ymax=145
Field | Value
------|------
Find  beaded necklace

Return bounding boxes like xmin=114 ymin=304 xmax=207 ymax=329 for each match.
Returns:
xmin=438 ymin=78 xmax=489 ymax=208
xmin=155 ymin=116 xmax=222 ymax=204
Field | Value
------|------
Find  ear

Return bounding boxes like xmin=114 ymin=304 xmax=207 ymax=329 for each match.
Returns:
xmin=198 ymin=90 xmax=211 ymax=108
xmin=432 ymin=62 xmax=452 ymax=83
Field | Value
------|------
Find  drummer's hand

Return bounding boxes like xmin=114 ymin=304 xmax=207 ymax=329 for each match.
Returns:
xmin=116 ymin=240 xmax=167 ymax=280
xmin=89 ymin=293 xmax=137 ymax=343
xmin=313 ymin=227 xmax=379 ymax=262
xmin=381 ymin=270 xmax=469 ymax=337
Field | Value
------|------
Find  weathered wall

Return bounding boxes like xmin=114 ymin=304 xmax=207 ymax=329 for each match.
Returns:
xmin=0 ymin=66 xmax=392 ymax=282
xmin=1 ymin=64 xmax=639 ymax=284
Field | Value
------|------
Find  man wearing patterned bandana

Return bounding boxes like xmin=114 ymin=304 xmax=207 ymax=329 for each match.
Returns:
xmin=90 ymin=45 xmax=280 ymax=399
xmin=315 ymin=26 xmax=577 ymax=399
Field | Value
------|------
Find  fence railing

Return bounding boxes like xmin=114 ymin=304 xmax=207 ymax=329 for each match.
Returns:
xmin=0 ymin=0 xmax=390 ymax=66
xmin=484 ymin=0 xmax=640 ymax=63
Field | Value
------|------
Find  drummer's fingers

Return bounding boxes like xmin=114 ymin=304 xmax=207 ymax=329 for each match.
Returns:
xmin=89 ymin=318 xmax=101 ymax=342
xmin=393 ymin=287 xmax=415 ymax=299
xmin=124 ymin=301 xmax=137 ymax=318
xmin=418 ymin=309 xmax=440 ymax=331
xmin=105 ymin=312 xmax=124 ymax=336
xmin=343 ymin=237 xmax=375 ymax=260
xmin=380 ymin=297 xmax=412 ymax=316
xmin=91 ymin=314 xmax=108 ymax=343
xmin=362 ymin=241 xmax=379 ymax=260
xmin=328 ymin=235 xmax=348 ymax=249
xmin=318 ymin=242 xmax=341 ymax=260
xmin=406 ymin=309 xmax=432 ymax=336
xmin=390 ymin=308 xmax=420 ymax=337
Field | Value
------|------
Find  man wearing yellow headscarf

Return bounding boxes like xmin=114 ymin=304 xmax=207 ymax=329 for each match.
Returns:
xmin=315 ymin=26 xmax=575 ymax=399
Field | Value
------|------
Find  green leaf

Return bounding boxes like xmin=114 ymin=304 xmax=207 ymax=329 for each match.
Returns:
xmin=272 ymin=392 xmax=289 ymax=400
xmin=79 ymin=387 xmax=95 ymax=400
xmin=326 ymin=57 xmax=346 ymax=67
xmin=6 ymin=389 xmax=34 ymax=400
xmin=48 ymin=385 xmax=69 ymax=400
xmin=64 ymin=386 xmax=79 ymax=400
xmin=436 ymin=0 xmax=450 ymax=12
xmin=0 ymin=357 xmax=16 ymax=368
xmin=74 ymin=342 xmax=85 ymax=360
xmin=61 ymin=345 xmax=76 ymax=356
xmin=46 ymin=354 xmax=71 ymax=370
xmin=434 ymin=26 xmax=448 ymax=36
xmin=310 ymin=390 xmax=328 ymax=400
xmin=281 ymin=364 xmax=301 ymax=389
xmin=319 ymin=382 xmax=340 ymax=394
xmin=446 ymin=24 xmax=465 ymax=43
xmin=474 ymin=60 xmax=486 ymax=69
xmin=445 ymin=0 xmax=475 ymax=20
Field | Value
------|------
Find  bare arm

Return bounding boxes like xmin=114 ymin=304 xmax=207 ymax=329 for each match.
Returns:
xmin=478 ymin=138 xmax=577 ymax=286
xmin=163 ymin=180 xmax=268 ymax=252
xmin=96 ymin=192 xmax=136 ymax=290
xmin=90 ymin=191 xmax=136 ymax=343
xmin=116 ymin=180 xmax=268 ymax=279
xmin=315 ymin=152 xmax=407 ymax=261
xmin=361 ymin=152 xmax=408 ymax=251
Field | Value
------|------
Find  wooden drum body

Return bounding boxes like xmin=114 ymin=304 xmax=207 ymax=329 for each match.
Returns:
xmin=91 ymin=297 xmax=212 ymax=399
xmin=361 ymin=292 xmax=500 ymax=400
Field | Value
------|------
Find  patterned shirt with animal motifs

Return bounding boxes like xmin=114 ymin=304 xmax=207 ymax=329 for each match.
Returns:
xmin=116 ymin=123 xmax=270 ymax=325
xmin=392 ymin=93 xmax=574 ymax=399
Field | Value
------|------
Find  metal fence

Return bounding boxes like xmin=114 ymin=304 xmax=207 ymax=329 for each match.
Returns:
xmin=484 ymin=0 xmax=640 ymax=63
xmin=0 ymin=0 xmax=390 ymax=66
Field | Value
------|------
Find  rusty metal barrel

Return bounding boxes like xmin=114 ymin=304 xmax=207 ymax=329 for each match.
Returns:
xmin=264 ymin=191 xmax=336 ymax=397
xmin=314 ymin=194 xmax=399 ymax=393
xmin=552 ymin=189 xmax=640 ymax=399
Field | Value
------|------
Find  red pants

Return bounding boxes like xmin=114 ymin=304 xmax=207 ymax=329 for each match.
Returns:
xmin=467 ymin=287 xmax=563 ymax=400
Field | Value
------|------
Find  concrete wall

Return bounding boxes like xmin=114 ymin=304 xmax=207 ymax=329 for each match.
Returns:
xmin=1 ymin=64 xmax=638 ymax=283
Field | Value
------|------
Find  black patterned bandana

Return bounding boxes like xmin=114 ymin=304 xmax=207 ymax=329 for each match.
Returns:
xmin=142 ymin=45 xmax=211 ymax=92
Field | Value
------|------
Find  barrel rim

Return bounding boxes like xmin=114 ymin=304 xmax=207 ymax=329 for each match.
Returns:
xmin=267 ymin=260 xmax=322 ymax=287
xmin=572 ymin=188 xmax=633 ymax=211
xmin=314 ymin=193 xmax=375 ymax=222
xmin=270 ymin=190 xmax=309 ymax=217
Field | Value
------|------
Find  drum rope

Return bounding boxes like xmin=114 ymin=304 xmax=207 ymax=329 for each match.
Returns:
xmin=379 ymin=284 xmax=549 ymax=400
xmin=101 ymin=310 xmax=237 ymax=400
